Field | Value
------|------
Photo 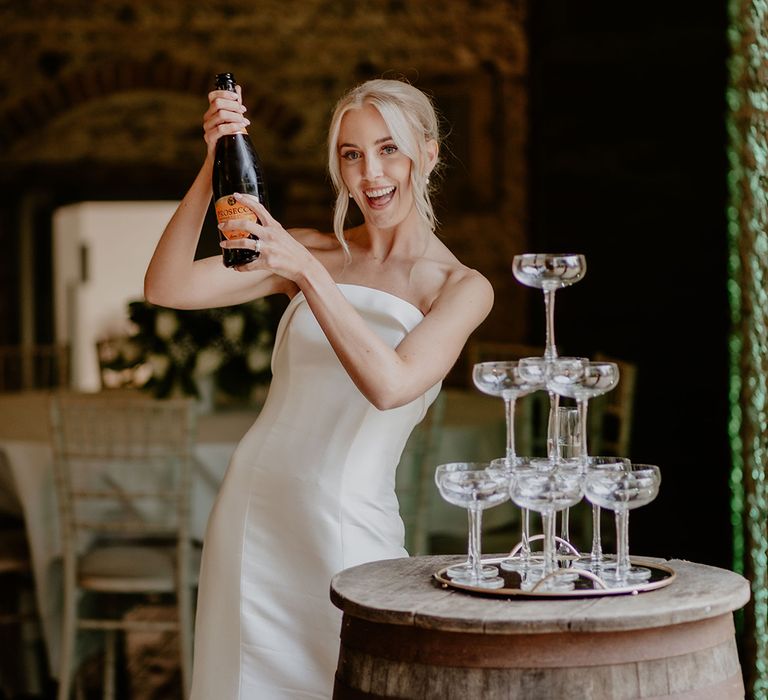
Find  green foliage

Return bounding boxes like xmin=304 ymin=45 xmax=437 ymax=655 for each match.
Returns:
xmin=99 ymin=299 xmax=274 ymax=401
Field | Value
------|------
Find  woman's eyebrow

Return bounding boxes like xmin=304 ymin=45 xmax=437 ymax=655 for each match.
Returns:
xmin=338 ymin=136 xmax=393 ymax=149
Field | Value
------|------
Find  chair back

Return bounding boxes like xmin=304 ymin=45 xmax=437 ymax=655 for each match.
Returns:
xmin=49 ymin=394 xmax=196 ymax=560
xmin=396 ymin=392 xmax=447 ymax=555
xmin=588 ymin=352 xmax=637 ymax=457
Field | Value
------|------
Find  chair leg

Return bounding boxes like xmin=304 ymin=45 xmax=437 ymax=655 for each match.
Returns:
xmin=57 ymin=581 xmax=78 ymax=700
xmin=178 ymin=584 xmax=194 ymax=699
xmin=102 ymin=630 xmax=116 ymax=700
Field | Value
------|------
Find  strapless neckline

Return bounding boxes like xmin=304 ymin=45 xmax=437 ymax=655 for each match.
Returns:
xmin=288 ymin=283 xmax=425 ymax=319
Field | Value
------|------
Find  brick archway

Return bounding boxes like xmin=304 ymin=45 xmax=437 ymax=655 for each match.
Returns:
xmin=0 ymin=59 xmax=304 ymax=150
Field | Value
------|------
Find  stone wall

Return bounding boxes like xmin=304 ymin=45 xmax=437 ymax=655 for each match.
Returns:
xmin=0 ymin=0 xmax=530 ymax=379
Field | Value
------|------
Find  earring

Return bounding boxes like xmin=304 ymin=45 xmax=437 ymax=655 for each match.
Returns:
xmin=348 ymin=192 xmax=353 ymax=198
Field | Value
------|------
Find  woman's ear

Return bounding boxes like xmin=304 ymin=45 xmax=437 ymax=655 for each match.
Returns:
xmin=425 ymin=139 xmax=439 ymax=176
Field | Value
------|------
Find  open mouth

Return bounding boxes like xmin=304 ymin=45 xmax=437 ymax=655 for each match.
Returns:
xmin=364 ymin=186 xmax=396 ymax=208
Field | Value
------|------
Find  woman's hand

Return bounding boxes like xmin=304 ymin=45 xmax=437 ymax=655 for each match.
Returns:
xmin=218 ymin=193 xmax=318 ymax=283
xmin=203 ymin=85 xmax=250 ymax=158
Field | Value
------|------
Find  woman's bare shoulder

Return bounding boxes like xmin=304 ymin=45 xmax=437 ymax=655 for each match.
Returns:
xmin=414 ymin=256 xmax=493 ymax=314
xmin=438 ymin=266 xmax=493 ymax=308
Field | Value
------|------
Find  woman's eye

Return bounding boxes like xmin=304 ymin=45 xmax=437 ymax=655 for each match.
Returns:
xmin=382 ymin=145 xmax=398 ymax=155
xmin=342 ymin=151 xmax=360 ymax=161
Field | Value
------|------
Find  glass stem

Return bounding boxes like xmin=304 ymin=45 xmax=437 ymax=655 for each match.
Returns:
xmin=542 ymin=511 xmax=556 ymax=576
xmin=520 ymin=508 xmax=531 ymax=558
xmin=503 ymin=395 xmax=517 ymax=462
xmin=468 ymin=506 xmax=484 ymax=580
xmin=464 ymin=509 xmax=473 ymax=566
xmin=547 ymin=391 xmax=560 ymax=461
xmin=615 ymin=509 xmax=630 ymax=581
xmin=560 ymin=507 xmax=570 ymax=546
xmin=577 ymin=398 xmax=589 ymax=460
xmin=543 ymin=288 xmax=557 ymax=361
xmin=591 ymin=505 xmax=603 ymax=563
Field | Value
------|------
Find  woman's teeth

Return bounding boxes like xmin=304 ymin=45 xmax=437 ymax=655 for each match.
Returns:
xmin=366 ymin=186 xmax=395 ymax=198
xmin=365 ymin=186 xmax=396 ymax=206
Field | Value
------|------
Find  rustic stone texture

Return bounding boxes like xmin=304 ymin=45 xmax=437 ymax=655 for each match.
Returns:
xmin=0 ymin=0 xmax=530 ymax=350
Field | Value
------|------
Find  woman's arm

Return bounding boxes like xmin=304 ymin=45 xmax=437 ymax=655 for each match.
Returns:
xmin=221 ymin=194 xmax=494 ymax=410
xmin=302 ymin=268 xmax=493 ymax=410
xmin=144 ymin=88 xmax=288 ymax=310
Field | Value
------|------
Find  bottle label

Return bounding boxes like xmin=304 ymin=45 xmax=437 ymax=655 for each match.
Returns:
xmin=215 ymin=195 xmax=260 ymax=239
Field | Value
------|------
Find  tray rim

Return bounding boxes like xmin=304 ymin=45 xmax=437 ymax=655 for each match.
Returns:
xmin=433 ymin=556 xmax=677 ymax=598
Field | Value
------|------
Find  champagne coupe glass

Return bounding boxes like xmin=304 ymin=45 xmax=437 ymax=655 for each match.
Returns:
xmin=488 ymin=457 xmax=546 ymax=573
xmin=584 ymin=464 xmax=661 ymax=586
xmin=435 ymin=463 xmax=510 ymax=589
xmin=547 ymin=361 xmax=620 ymax=564
xmin=510 ymin=469 xmax=584 ymax=591
xmin=511 ymin=254 xmax=587 ymax=361
xmin=473 ymin=361 xmax=544 ymax=465
xmin=434 ymin=463 xmax=500 ymax=580
xmin=574 ymin=456 xmax=631 ymax=572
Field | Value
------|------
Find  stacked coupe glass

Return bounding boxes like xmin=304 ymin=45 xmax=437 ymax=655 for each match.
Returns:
xmin=435 ymin=254 xmax=662 ymax=594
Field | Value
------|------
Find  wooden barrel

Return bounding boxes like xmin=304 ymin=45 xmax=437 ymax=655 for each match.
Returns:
xmin=330 ymin=555 xmax=749 ymax=699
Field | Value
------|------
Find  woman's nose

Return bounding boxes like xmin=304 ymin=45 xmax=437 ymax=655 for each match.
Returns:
xmin=364 ymin=154 xmax=383 ymax=179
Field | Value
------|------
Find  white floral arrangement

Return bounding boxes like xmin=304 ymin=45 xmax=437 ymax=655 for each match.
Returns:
xmin=99 ymin=299 xmax=274 ymax=402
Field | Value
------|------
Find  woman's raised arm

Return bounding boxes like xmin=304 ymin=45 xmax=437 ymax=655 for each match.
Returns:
xmin=144 ymin=88 xmax=288 ymax=310
xmin=301 ymin=267 xmax=493 ymax=410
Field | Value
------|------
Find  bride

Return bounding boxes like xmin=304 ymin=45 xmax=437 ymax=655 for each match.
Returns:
xmin=144 ymin=77 xmax=494 ymax=699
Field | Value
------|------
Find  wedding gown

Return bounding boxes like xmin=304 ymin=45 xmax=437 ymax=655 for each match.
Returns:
xmin=190 ymin=283 xmax=441 ymax=699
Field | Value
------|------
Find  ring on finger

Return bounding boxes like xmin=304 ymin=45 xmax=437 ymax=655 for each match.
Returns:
xmin=254 ymin=238 xmax=262 ymax=256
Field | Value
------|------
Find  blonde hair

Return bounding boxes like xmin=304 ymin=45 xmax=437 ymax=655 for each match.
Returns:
xmin=327 ymin=78 xmax=441 ymax=257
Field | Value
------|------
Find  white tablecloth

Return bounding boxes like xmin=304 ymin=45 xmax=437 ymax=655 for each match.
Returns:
xmin=0 ymin=388 xmax=507 ymax=675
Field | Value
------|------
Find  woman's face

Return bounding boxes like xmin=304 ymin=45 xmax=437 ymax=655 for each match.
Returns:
xmin=337 ymin=104 xmax=416 ymax=232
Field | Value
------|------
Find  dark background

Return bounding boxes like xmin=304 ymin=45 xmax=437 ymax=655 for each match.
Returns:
xmin=527 ymin=3 xmax=731 ymax=567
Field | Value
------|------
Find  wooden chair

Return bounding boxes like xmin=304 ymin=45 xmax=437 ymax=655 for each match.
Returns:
xmin=0 ymin=520 xmax=46 ymax=697
xmin=588 ymin=352 xmax=637 ymax=457
xmin=50 ymin=394 xmax=198 ymax=700
xmin=396 ymin=392 xmax=446 ymax=556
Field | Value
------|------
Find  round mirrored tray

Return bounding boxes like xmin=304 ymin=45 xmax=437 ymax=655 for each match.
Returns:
xmin=434 ymin=556 xmax=676 ymax=598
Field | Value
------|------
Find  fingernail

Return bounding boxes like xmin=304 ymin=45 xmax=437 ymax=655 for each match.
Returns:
xmin=217 ymin=223 xmax=224 ymax=229
xmin=244 ymin=119 xmax=251 ymax=125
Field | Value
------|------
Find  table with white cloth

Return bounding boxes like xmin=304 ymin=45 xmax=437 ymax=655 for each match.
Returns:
xmin=0 ymin=387 xmax=506 ymax=676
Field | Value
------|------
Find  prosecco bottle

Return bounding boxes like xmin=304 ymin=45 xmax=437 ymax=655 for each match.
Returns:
xmin=212 ymin=72 xmax=269 ymax=267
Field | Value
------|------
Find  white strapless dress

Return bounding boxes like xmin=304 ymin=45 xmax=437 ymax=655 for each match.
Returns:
xmin=189 ymin=284 xmax=441 ymax=699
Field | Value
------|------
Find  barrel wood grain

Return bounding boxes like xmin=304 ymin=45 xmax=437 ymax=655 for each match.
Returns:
xmin=331 ymin=556 xmax=750 ymax=700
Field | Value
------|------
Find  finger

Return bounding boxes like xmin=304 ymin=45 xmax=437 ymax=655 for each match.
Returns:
xmin=204 ymin=111 xmax=250 ymax=132
xmin=233 ymin=261 xmax=260 ymax=272
xmin=207 ymin=90 xmax=244 ymax=108
xmin=218 ymin=215 xmax=263 ymax=232
xmin=233 ymin=193 xmax=274 ymax=225
xmin=220 ymin=236 xmax=261 ymax=251
xmin=204 ymin=103 xmax=246 ymax=124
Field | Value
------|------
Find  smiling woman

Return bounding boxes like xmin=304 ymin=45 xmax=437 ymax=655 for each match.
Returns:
xmin=328 ymin=81 xmax=441 ymax=259
xmin=143 ymin=76 xmax=495 ymax=700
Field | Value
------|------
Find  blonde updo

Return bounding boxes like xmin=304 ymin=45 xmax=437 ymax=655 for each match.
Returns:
xmin=327 ymin=78 xmax=442 ymax=257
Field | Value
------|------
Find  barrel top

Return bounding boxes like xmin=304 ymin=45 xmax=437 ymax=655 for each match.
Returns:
xmin=330 ymin=555 xmax=751 ymax=634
